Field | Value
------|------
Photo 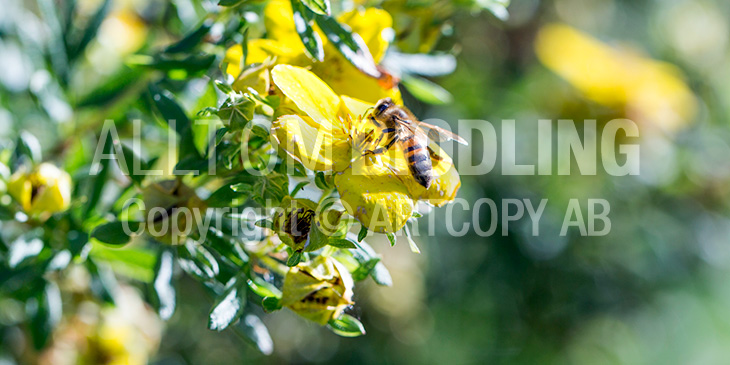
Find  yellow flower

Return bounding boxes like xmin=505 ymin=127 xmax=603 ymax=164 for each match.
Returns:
xmin=223 ymin=0 xmax=399 ymax=103
xmin=535 ymin=23 xmax=697 ymax=132
xmin=141 ymin=180 xmax=207 ymax=245
xmin=270 ymin=64 xmax=460 ymax=233
xmin=281 ymin=255 xmax=354 ymax=325
xmin=7 ymin=163 xmax=72 ymax=218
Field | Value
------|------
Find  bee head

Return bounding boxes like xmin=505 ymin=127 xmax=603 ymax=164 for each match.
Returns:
xmin=373 ymin=98 xmax=393 ymax=117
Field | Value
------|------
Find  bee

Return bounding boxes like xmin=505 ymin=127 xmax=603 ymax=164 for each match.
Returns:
xmin=361 ymin=98 xmax=468 ymax=189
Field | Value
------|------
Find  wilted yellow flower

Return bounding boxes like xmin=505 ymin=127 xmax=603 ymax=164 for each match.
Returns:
xmin=270 ymin=64 xmax=460 ymax=233
xmin=223 ymin=0 xmax=399 ymax=103
xmin=7 ymin=163 xmax=72 ymax=218
xmin=535 ymin=23 xmax=697 ymax=132
xmin=271 ymin=197 xmax=346 ymax=256
xmin=281 ymin=255 xmax=354 ymax=325
xmin=141 ymin=179 xmax=207 ymax=245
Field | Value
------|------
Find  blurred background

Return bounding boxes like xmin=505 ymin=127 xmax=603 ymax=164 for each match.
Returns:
xmin=3 ymin=0 xmax=730 ymax=363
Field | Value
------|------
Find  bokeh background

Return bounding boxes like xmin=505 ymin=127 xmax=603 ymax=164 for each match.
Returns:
xmin=3 ymin=0 xmax=730 ymax=363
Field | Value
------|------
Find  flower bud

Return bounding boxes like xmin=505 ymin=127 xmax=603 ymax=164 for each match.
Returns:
xmin=7 ymin=163 xmax=72 ymax=219
xmin=141 ymin=180 xmax=206 ymax=245
xmin=281 ymin=256 xmax=354 ymax=325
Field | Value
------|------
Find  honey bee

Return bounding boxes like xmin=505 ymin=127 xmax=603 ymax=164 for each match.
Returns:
xmin=361 ymin=98 xmax=468 ymax=189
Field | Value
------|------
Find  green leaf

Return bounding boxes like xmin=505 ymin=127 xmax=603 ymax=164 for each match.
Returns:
xmin=262 ymin=296 xmax=282 ymax=312
xmin=87 ymin=258 xmax=119 ymax=305
xmin=152 ymin=250 xmax=176 ymax=320
xmin=148 ymin=84 xmax=191 ymax=135
xmin=129 ymin=54 xmax=216 ymax=78
xmin=303 ymin=219 xmax=329 ymax=252
xmin=248 ymin=278 xmax=282 ymax=299
xmin=76 ymin=67 xmax=146 ymax=108
xmin=370 ymin=261 xmax=392 ymax=286
xmin=208 ymin=281 xmax=247 ymax=331
xmin=11 ymin=131 xmax=42 ymax=166
xmin=290 ymin=0 xmax=325 ymax=62
xmin=477 ymin=0 xmax=510 ymax=20
xmin=314 ymin=171 xmax=332 ymax=190
xmin=254 ymin=219 xmax=274 ymax=229
xmin=348 ymin=240 xmax=392 ymax=286
xmin=88 ymin=243 xmax=157 ymax=283
xmin=30 ymin=281 xmax=62 ymax=349
xmin=328 ymin=314 xmax=366 ymax=337
xmin=357 ymin=225 xmax=368 ymax=242
xmin=290 ymin=181 xmax=310 ymax=197
xmin=401 ymin=75 xmax=453 ymax=105
xmin=215 ymin=80 xmax=234 ymax=94
xmin=8 ymin=236 xmax=44 ymax=269
xmin=218 ymin=0 xmax=245 ymax=6
xmin=383 ymin=51 xmax=456 ymax=77
xmin=206 ymin=185 xmax=241 ymax=208
xmin=287 ymin=251 xmax=302 ymax=267
xmin=165 ymin=20 xmax=213 ymax=53
xmin=386 ymin=232 xmax=396 ymax=247
xmin=218 ymin=98 xmax=255 ymax=130
xmin=315 ymin=14 xmax=380 ymax=78
xmin=67 ymin=0 xmax=111 ymax=63
xmin=328 ymin=238 xmax=357 ymax=249
xmin=148 ymin=84 xmax=200 ymax=160
xmin=301 ymin=0 xmax=330 ymax=15
xmin=90 ymin=221 xmax=142 ymax=246
xmin=178 ymin=242 xmax=220 ymax=281
xmin=251 ymin=173 xmax=289 ymax=206
xmin=115 ymin=143 xmax=148 ymax=186
xmin=192 ymin=118 xmax=224 ymax=158
xmin=351 ymin=257 xmax=379 ymax=281
xmin=84 ymin=132 xmax=112 ymax=218
xmin=403 ymin=225 xmax=421 ymax=254
xmin=235 ymin=314 xmax=274 ymax=355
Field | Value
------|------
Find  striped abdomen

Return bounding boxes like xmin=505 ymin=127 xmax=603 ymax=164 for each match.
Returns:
xmin=402 ymin=134 xmax=433 ymax=188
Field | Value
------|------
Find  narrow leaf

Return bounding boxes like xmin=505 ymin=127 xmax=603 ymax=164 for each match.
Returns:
xmin=291 ymin=0 xmax=324 ymax=62
xmin=90 ymin=221 xmax=142 ymax=246
xmin=315 ymin=14 xmax=380 ymax=78
xmin=208 ymin=282 xmax=246 ymax=331
xmin=328 ymin=314 xmax=366 ymax=337
xmin=235 ymin=314 xmax=274 ymax=355
xmin=153 ymin=250 xmax=176 ymax=320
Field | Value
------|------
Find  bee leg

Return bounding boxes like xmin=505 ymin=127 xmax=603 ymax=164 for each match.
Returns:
xmin=362 ymin=147 xmax=387 ymax=156
xmin=428 ymin=146 xmax=444 ymax=161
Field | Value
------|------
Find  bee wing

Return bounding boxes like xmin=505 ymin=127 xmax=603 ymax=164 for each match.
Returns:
xmin=392 ymin=115 xmax=422 ymax=138
xmin=417 ymin=122 xmax=468 ymax=145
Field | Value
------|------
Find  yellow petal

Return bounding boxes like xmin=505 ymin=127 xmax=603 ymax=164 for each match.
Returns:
xmin=272 ymin=114 xmax=352 ymax=172
xmin=311 ymin=56 xmax=401 ymax=104
xmin=223 ymin=44 xmax=245 ymax=78
xmin=339 ymin=95 xmax=372 ymax=117
xmin=335 ymin=158 xmax=414 ymax=233
xmin=338 ymin=8 xmax=393 ymax=63
xmin=264 ymin=0 xmax=298 ymax=42
xmin=7 ymin=171 xmax=32 ymax=212
xmin=373 ymin=143 xmax=461 ymax=207
xmin=272 ymin=65 xmax=341 ymax=126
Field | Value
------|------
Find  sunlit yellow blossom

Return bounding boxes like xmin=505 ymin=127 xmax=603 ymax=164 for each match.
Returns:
xmin=223 ymin=0 xmax=399 ymax=103
xmin=281 ymin=255 xmax=354 ymax=325
xmin=535 ymin=23 xmax=697 ymax=132
xmin=7 ymin=163 xmax=72 ymax=219
xmin=270 ymin=64 xmax=460 ymax=233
